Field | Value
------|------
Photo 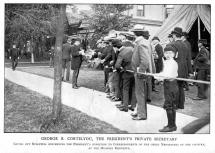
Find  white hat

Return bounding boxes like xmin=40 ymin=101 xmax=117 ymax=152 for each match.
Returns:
xmin=131 ymin=24 xmax=145 ymax=32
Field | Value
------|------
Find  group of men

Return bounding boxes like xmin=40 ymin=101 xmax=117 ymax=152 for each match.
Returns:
xmin=82 ymin=24 xmax=209 ymax=132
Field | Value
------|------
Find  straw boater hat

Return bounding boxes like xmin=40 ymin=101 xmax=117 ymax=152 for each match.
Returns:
xmin=131 ymin=24 xmax=150 ymax=37
xmin=171 ymin=27 xmax=183 ymax=36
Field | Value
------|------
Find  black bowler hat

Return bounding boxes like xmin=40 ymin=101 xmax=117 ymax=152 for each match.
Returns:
xmin=164 ymin=45 xmax=177 ymax=54
xmin=152 ymin=36 xmax=160 ymax=41
xmin=198 ymin=39 xmax=207 ymax=45
xmin=171 ymin=27 xmax=183 ymax=36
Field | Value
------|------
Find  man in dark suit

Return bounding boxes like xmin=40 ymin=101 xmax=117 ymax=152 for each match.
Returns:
xmin=182 ymin=32 xmax=193 ymax=91
xmin=62 ymin=39 xmax=72 ymax=81
xmin=193 ymin=39 xmax=210 ymax=100
xmin=115 ymin=40 xmax=136 ymax=112
xmin=167 ymin=27 xmax=191 ymax=109
xmin=152 ymin=36 xmax=163 ymax=92
xmin=9 ymin=44 xmax=19 ymax=71
xmin=71 ymin=39 xmax=83 ymax=89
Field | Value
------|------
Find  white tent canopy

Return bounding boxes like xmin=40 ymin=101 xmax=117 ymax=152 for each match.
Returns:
xmin=155 ymin=5 xmax=211 ymax=44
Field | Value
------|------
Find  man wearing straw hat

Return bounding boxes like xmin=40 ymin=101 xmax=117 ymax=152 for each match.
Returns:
xmin=130 ymin=24 xmax=152 ymax=120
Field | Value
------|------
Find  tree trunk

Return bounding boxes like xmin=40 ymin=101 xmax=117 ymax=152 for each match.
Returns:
xmin=52 ymin=4 xmax=66 ymax=120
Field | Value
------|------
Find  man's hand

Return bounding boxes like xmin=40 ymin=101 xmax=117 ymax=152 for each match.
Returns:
xmin=9 ymin=56 xmax=11 ymax=59
xmin=18 ymin=57 xmax=20 ymax=60
xmin=109 ymin=60 xmax=114 ymax=65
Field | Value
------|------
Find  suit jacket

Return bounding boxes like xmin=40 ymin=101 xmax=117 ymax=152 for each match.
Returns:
xmin=115 ymin=46 xmax=134 ymax=78
xmin=62 ymin=42 xmax=72 ymax=60
xmin=103 ymin=45 xmax=115 ymax=66
xmin=194 ymin=46 xmax=210 ymax=70
xmin=167 ymin=40 xmax=188 ymax=78
xmin=10 ymin=48 xmax=19 ymax=59
xmin=71 ymin=45 xmax=82 ymax=70
xmin=154 ymin=43 xmax=163 ymax=73
xmin=131 ymin=36 xmax=150 ymax=73
xmin=183 ymin=40 xmax=193 ymax=74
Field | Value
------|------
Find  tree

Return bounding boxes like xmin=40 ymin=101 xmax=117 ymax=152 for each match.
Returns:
xmin=84 ymin=4 xmax=133 ymax=46
xmin=52 ymin=4 xmax=66 ymax=120
xmin=5 ymin=4 xmax=60 ymax=61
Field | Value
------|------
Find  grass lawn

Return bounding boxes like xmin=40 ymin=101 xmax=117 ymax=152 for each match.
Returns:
xmin=4 ymin=79 xmax=127 ymax=133
xmin=15 ymin=66 xmax=210 ymax=119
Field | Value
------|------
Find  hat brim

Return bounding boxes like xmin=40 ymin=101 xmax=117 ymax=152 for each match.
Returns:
xmin=171 ymin=31 xmax=182 ymax=36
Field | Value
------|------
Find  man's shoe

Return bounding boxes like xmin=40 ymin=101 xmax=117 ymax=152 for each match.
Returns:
xmin=72 ymin=86 xmax=79 ymax=89
xmin=128 ymin=107 xmax=134 ymax=111
xmin=130 ymin=113 xmax=137 ymax=117
xmin=147 ymin=99 xmax=151 ymax=103
xmin=119 ymin=107 xmax=128 ymax=112
xmin=152 ymin=89 xmax=159 ymax=92
xmin=159 ymin=126 xmax=177 ymax=132
xmin=116 ymin=104 xmax=124 ymax=108
xmin=132 ymin=116 xmax=147 ymax=120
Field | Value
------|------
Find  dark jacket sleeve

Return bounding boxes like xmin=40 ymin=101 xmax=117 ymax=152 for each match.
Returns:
xmin=155 ymin=44 xmax=163 ymax=59
xmin=71 ymin=46 xmax=80 ymax=57
xmin=186 ymin=43 xmax=193 ymax=74
xmin=115 ymin=52 xmax=123 ymax=69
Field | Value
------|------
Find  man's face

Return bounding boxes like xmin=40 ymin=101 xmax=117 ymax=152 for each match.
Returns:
xmin=172 ymin=34 xmax=176 ymax=41
xmin=198 ymin=42 xmax=203 ymax=48
xmin=164 ymin=51 xmax=175 ymax=60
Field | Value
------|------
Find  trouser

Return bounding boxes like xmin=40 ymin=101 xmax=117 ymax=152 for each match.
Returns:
xmin=108 ymin=72 xmax=115 ymax=97
xmin=62 ymin=59 xmax=70 ymax=79
xmin=72 ymin=69 xmax=80 ymax=86
xmin=197 ymin=69 xmax=209 ymax=99
xmin=135 ymin=74 xmax=147 ymax=118
xmin=49 ymin=57 xmax=54 ymax=67
xmin=145 ymin=76 xmax=152 ymax=100
xmin=166 ymin=109 xmax=176 ymax=128
xmin=104 ymin=68 xmax=109 ymax=87
xmin=177 ymin=81 xmax=185 ymax=109
xmin=114 ymin=72 xmax=122 ymax=99
xmin=11 ymin=58 xmax=18 ymax=70
xmin=122 ymin=76 xmax=136 ymax=109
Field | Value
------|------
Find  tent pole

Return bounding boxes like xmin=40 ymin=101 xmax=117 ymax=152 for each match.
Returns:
xmin=198 ymin=17 xmax=201 ymax=40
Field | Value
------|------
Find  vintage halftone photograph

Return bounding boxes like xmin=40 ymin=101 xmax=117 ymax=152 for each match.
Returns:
xmin=4 ymin=4 xmax=211 ymax=134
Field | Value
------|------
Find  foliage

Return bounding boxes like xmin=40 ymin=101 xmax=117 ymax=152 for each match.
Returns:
xmin=5 ymin=4 xmax=72 ymax=56
xmin=82 ymin=4 xmax=133 ymax=47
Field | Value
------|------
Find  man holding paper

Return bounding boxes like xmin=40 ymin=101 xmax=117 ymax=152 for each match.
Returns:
xmin=71 ymin=39 xmax=85 ymax=89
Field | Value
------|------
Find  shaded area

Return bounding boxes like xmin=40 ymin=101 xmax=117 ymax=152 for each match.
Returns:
xmin=15 ymin=66 xmax=210 ymax=119
xmin=4 ymin=79 xmax=127 ymax=133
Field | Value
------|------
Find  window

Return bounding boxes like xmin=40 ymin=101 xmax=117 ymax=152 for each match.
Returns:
xmin=136 ymin=5 xmax=145 ymax=16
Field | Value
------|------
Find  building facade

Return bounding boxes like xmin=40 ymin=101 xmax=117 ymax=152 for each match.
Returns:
xmin=127 ymin=5 xmax=174 ymax=37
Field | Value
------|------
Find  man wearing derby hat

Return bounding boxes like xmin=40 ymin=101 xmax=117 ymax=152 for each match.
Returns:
xmin=167 ymin=27 xmax=191 ymax=109
xmin=192 ymin=39 xmax=210 ymax=100
xmin=130 ymin=24 xmax=155 ymax=120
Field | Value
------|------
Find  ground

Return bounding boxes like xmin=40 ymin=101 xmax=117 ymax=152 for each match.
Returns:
xmin=4 ymin=79 xmax=126 ymax=133
xmin=11 ymin=65 xmax=210 ymax=119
